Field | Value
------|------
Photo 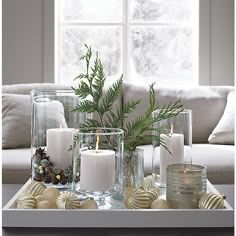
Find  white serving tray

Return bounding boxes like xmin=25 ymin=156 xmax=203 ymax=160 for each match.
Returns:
xmin=2 ymin=179 xmax=234 ymax=228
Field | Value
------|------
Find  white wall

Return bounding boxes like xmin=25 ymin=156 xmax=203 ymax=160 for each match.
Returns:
xmin=2 ymin=0 xmax=234 ymax=86
xmin=3 ymin=0 xmax=44 ymax=85
xmin=210 ymin=0 xmax=234 ymax=85
xmin=199 ymin=0 xmax=234 ymax=85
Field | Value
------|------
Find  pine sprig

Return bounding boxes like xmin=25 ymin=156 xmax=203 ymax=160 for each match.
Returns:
xmin=104 ymin=100 xmax=141 ymax=128
xmin=98 ymin=76 xmax=123 ymax=117
xmin=73 ymin=45 xmax=183 ymax=152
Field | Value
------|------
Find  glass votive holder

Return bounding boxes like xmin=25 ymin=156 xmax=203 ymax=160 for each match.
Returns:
xmin=31 ymin=89 xmax=91 ymax=189
xmin=72 ymin=128 xmax=124 ymax=200
xmin=152 ymin=109 xmax=192 ymax=188
xmin=166 ymin=163 xmax=207 ymax=209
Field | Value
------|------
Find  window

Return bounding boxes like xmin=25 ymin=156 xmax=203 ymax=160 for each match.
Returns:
xmin=55 ymin=0 xmax=199 ymax=86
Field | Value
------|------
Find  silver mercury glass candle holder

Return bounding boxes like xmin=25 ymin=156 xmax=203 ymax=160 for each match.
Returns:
xmin=166 ymin=163 xmax=207 ymax=209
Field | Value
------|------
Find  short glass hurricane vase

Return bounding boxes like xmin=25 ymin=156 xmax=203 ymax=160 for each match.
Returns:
xmin=72 ymin=128 xmax=124 ymax=201
xmin=152 ymin=109 xmax=192 ymax=189
xmin=31 ymin=89 xmax=91 ymax=189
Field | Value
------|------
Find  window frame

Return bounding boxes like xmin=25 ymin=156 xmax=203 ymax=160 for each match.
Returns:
xmin=43 ymin=0 xmax=209 ymax=85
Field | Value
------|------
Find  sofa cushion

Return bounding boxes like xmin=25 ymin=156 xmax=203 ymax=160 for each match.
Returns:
xmin=2 ymin=145 xmax=234 ymax=184
xmin=2 ymin=84 xmax=76 ymax=149
xmin=138 ymin=144 xmax=234 ymax=184
xmin=2 ymin=83 xmax=70 ymax=94
xmin=123 ymin=83 xmax=234 ymax=143
xmin=2 ymin=148 xmax=31 ymax=184
xmin=208 ymin=91 xmax=235 ymax=145
xmin=2 ymin=94 xmax=31 ymax=148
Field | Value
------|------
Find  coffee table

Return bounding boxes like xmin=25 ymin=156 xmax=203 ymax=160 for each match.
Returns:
xmin=2 ymin=183 xmax=234 ymax=236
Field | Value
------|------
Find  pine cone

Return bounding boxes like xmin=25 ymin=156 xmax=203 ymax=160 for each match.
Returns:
xmin=52 ymin=176 xmax=59 ymax=184
xmin=53 ymin=167 xmax=62 ymax=175
xmin=43 ymin=174 xmax=52 ymax=184
xmin=60 ymin=175 xmax=67 ymax=185
xmin=45 ymin=166 xmax=53 ymax=173
xmin=34 ymin=174 xmax=43 ymax=182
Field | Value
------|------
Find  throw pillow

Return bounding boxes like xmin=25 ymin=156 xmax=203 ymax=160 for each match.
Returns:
xmin=208 ymin=91 xmax=235 ymax=144
xmin=2 ymin=94 xmax=69 ymax=149
xmin=2 ymin=94 xmax=31 ymax=148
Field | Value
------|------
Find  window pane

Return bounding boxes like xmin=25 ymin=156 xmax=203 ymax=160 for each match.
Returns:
xmin=60 ymin=0 xmax=123 ymax=23
xmin=130 ymin=0 xmax=196 ymax=23
xmin=131 ymin=27 xmax=194 ymax=85
xmin=59 ymin=26 xmax=122 ymax=85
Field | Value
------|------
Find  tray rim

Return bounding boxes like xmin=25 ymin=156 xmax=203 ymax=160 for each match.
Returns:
xmin=2 ymin=179 xmax=234 ymax=228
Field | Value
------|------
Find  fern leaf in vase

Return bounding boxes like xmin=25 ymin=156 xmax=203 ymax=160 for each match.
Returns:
xmin=72 ymin=45 xmax=183 ymax=153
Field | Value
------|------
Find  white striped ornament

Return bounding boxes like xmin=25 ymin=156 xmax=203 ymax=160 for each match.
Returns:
xmin=26 ymin=181 xmax=46 ymax=197
xmin=199 ymin=192 xmax=226 ymax=209
xmin=17 ymin=193 xmax=37 ymax=209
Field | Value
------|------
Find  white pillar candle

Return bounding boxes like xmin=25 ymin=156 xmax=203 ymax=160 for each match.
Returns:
xmin=160 ymin=133 xmax=184 ymax=185
xmin=80 ymin=150 xmax=115 ymax=192
xmin=46 ymin=128 xmax=74 ymax=170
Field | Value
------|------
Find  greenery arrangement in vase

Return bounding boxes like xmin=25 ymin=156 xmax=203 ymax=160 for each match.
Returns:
xmin=72 ymin=45 xmax=183 ymax=187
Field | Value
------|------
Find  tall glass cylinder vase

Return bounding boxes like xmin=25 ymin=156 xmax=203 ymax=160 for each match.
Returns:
xmin=31 ymin=90 xmax=91 ymax=189
xmin=152 ymin=109 xmax=192 ymax=188
xmin=72 ymin=128 xmax=124 ymax=201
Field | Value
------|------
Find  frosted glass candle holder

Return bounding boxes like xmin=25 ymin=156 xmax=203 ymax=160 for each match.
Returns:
xmin=72 ymin=128 xmax=124 ymax=199
xmin=152 ymin=109 xmax=192 ymax=188
xmin=166 ymin=164 xmax=207 ymax=209
xmin=31 ymin=89 xmax=91 ymax=189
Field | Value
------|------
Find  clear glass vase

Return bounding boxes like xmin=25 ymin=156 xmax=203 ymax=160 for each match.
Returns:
xmin=72 ymin=127 xmax=124 ymax=199
xmin=123 ymin=148 xmax=144 ymax=188
xmin=152 ymin=109 xmax=192 ymax=188
xmin=30 ymin=89 xmax=91 ymax=189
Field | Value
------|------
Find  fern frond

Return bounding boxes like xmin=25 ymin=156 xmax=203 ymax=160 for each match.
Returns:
xmin=71 ymin=100 xmax=96 ymax=113
xmin=73 ymin=81 xmax=90 ymax=99
xmin=98 ymin=76 xmax=123 ymax=116
xmin=80 ymin=119 xmax=101 ymax=128
xmin=147 ymin=82 xmax=157 ymax=113
xmin=73 ymin=45 xmax=184 ymax=152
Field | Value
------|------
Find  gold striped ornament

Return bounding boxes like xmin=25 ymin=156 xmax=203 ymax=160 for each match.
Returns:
xmin=199 ymin=192 xmax=226 ymax=209
xmin=124 ymin=187 xmax=159 ymax=209
xmin=26 ymin=181 xmax=46 ymax=197
xmin=56 ymin=191 xmax=80 ymax=209
xmin=124 ymin=187 xmax=150 ymax=209
xmin=17 ymin=193 xmax=37 ymax=209
xmin=143 ymin=174 xmax=159 ymax=191
xmin=145 ymin=189 xmax=159 ymax=202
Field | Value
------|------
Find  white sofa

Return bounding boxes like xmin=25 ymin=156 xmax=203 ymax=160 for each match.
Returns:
xmin=2 ymin=83 xmax=234 ymax=184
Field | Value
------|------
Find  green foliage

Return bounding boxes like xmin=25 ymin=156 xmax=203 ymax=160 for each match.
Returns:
xmin=73 ymin=45 xmax=183 ymax=152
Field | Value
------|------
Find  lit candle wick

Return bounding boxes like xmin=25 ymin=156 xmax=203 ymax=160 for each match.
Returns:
xmin=96 ymin=130 xmax=99 ymax=153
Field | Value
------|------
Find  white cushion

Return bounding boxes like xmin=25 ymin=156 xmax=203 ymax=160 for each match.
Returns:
xmin=208 ymin=91 xmax=235 ymax=144
xmin=123 ymin=83 xmax=234 ymax=143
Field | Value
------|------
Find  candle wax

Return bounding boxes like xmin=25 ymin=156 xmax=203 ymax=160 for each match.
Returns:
xmin=80 ymin=149 xmax=115 ymax=192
